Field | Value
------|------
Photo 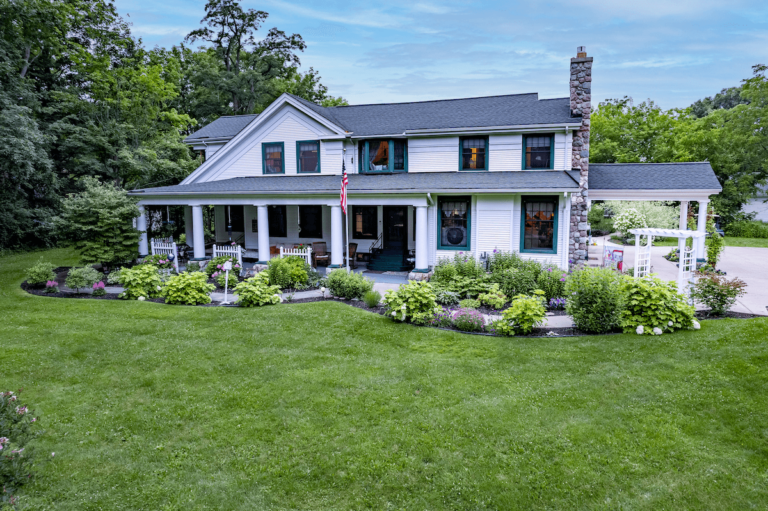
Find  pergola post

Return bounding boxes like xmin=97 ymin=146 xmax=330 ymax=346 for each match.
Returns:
xmin=679 ymin=201 xmax=688 ymax=230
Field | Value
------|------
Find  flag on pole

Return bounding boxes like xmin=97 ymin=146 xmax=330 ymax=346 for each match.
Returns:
xmin=340 ymin=160 xmax=348 ymax=214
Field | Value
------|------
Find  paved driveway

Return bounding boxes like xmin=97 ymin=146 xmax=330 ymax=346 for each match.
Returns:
xmin=590 ymin=237 xmax=767 ymax=316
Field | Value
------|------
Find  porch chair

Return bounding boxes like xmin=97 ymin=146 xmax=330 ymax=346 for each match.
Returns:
xmin=312 ymin=241 xmax=329 ymax=267
xmin=270 ymin=245 xmax=280 ymax=257
xmin=345 ymin=243 xmax=358 ymax=269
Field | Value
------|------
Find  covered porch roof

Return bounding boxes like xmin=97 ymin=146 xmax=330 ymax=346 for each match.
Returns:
xmin=588 ymin=162 xmax=721 ymax=201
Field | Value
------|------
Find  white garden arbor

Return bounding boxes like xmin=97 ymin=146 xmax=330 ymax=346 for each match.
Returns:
xmin=629 ymin=228 xmax=707 ymax=295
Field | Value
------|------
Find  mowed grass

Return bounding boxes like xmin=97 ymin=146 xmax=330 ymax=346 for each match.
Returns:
xmin=2 ymin=249 xmax=768 ymax=510
xmin=724 ymin=237 xmax=768 ymax=248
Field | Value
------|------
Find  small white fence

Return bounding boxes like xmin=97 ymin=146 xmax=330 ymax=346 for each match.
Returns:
xmin=213 ymin=244 xmax=243 ymax=266
xmin=150 ymin=238 xmax=179 ymax=272
xmin=279 ymin=246 xmax=312 ymax=266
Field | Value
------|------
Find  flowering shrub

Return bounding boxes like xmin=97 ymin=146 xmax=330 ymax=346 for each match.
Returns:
xmin=92 ymin=281 xmax=106 ymax=296
xmin=65 ymin=266 xmax=101 ymax=293
xmin=119 ymin=264 xmax=164 ymax=300
xmin=383 ymin=280 xmax=441 ymax=325
xmin=613 ymin=208 xmax=647 ymax=238
xmin=452 ymin=308 xmax=485 ymax=332
xmin=214 ymin=270 xmax=239 ymax=289
xmin=142 ymin=253 xmax=174 ymax=269
xmin=536 ymin=265 xmax=567 ymax=301
xmin=44 ymin=280 xmax=59 ymax=293
xmin=619 ymin=276 xmax=694 ymax=335
xmin=25 ymin=257 xmax=56 ymax=287
xmin=234 ymin=272 xmax=281 ymax=307
xmin=565 ymin=267 xmax=626 ymax=334
xmin=1 ymin=390 xmax=42 ymax=505
xmin=478 ymin=284 xmax=507 ymax=309
xmin=690 ymin=272 xmax=747 ymax=316
xmin=205 ymin=256 xmax=238 ymax=277
xmin=492 ymin=292 xmax=547 ymax=335
xmin=161 ymin=271 xmax=215 ymax=305
xmin=326 ymin=269 xmax=373 ymax=300
xmin=548 ymin=297 xmax=566 ymax=310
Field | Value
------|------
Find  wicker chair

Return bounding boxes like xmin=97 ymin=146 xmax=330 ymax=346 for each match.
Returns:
xmin=312 ymin=241 xmax=329 ymax=267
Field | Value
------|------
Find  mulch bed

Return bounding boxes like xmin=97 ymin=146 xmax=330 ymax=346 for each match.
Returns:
xmin=694 ymin=310 xmax=761 ymax=320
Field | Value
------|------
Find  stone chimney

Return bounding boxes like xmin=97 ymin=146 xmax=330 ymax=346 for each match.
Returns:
xmin=569 ymin=46 xmax=593 ymax=265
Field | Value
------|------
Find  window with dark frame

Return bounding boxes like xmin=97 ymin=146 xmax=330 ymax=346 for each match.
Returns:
xmin=268 ymin=205 xmax=287 ymax=237
xmin=521 ymin=197 xmax=558 ymax=253
xmin=523 ymin=134 xmax=553 ymax=169
xmin=353 ymin=206 xmax=377 ymax=240
xmin=299 ymin=205 xmax=323 ymax=238
xmin=460 ymin=137 xmax=488 ymax=170
xmin=438 ymin=196 xmax=471 ymax=250
xmin=297 ymin=141 xmax=320 ymax=173
xmin=358 ymin=139 xmax=408 ymax=173
xmin=263 ymin=142 xmax=284 ymax=174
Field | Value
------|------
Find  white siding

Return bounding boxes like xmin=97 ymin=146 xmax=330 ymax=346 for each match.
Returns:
xmin=554 ymin=132 xmax=567 ymax=170
xmin=197 ymin=105 xmax=335 ymax=182
xmin=565 ymin=131 xmax=573 ymax=170
xmin=408 ymin=137 xmax=459 ymax=172
xmin=476 ymin=195 xmax=515 ymax=254
xmin=489 ymin=135 xmax=521 ymax=172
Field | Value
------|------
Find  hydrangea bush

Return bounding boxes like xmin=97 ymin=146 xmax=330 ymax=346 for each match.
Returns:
xmin=619 ymin=276 xmax=695 ymax=335
xmin=383 ymin=280 xmax=441 ymax=325
xmin=234 ymin=273 xmax=281 ymax=307
xmin=119 ymin=264 xmax=164 ymax=300
xmin=161 ymin=272 xmax=215 ymax=305
xmin=613 ymin=208 xmax=647 ymax=238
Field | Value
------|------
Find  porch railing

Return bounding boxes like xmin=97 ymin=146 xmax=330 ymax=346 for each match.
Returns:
xmin=279 ymin=246 xmax=312 ymax=266
xmin=150 ymin=238 xmax=179 ymax=272
xmin=213 ymin=244 xmax=243 ymax=266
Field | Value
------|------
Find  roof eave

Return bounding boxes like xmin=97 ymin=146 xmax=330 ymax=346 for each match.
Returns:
xmin=348 ymin=122 xmax=582 ymax=139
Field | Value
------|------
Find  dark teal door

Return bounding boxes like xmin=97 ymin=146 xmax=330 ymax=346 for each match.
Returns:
xmin=383 ymin=206 xmax=406 ymax=250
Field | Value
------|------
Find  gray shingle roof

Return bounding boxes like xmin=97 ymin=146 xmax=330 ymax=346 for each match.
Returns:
xmin=183 ymin=93 xmax=579 ymax=142
xmin=184 ymin=114 xmax=259 ymax=143
xmin=589 ymin=162 xmax=722 ymax=191
xmin=130 ymin=171 xmax=581 ymax=196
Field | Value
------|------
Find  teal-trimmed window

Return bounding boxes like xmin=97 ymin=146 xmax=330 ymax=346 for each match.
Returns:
xmin=523 ymin=134 xmax=554 ymax=170
xmin=262 ymin=142 xmax=285 ymax=174
xmin=520 ymin=196 xmax=558 ymax=254
xmin=296 ymin=140 xmax=320 ymax=173
xmin=437 ymin=196 xmax=471 ymax=250
xmin=459 ymin=136 xmax=488 ymax=171
xmin=358 ymin=139 xmax=407 ymax=173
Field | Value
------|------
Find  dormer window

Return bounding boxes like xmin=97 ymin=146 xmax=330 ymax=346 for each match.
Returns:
xmin=460 ymin=136 xmax=488 ymax=171
xmin=523 ymin=134 xmax=554 ymax=169
xmin=262 ymin=142 xmax=285 ymax=174
xmin=358 ymin=139 xmax=407 ymax=173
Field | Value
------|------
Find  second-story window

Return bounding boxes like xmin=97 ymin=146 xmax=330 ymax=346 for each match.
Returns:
xmin=460 ymin=136 xmax=488 ymax=171
xmin=358 ymin=139 xmax=408 ymax=173
xmin=297 ymin=140 xmax=320 ymax=173
xmin=262 ymin=142 xmax=285 ymax=174
xmin=523 ymin=134 xmax=554 ymax=169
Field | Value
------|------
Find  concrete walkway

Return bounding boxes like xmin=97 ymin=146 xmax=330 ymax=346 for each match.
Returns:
xmin=590 ymin=235 xmax=767 ymax=315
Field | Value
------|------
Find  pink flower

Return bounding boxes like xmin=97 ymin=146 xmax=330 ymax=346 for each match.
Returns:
xmin=16 ymin=406 xmax=27 ymax=415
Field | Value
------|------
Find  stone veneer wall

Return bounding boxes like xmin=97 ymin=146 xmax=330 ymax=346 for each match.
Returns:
xmin=569 ymin=55 xmax=593 ymax=265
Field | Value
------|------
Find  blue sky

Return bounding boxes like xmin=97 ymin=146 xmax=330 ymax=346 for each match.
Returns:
xmin=116 ymin=0 xmax=768 ymax=109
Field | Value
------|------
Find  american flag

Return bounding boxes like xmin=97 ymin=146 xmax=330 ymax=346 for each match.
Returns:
xmin=340 ymin=159 xmax=348 ymax=214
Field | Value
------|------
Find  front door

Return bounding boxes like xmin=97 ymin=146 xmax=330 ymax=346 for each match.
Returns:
xmin=383 ymin=206 xmax=406 ymax=249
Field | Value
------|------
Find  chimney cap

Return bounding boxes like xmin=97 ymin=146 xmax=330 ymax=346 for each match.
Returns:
xmin=577 ymin=46 xmax=587 ymax=58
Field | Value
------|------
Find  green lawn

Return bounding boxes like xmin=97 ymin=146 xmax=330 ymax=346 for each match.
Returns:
xmin=724 ymin=237 xmax=768 ymax=248
xmin=3 ymin=249 xmax=768 ymax=510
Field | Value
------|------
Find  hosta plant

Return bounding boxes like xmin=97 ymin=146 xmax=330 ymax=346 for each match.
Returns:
xmin=161 ymin=272 xmax=215 ymax=305
xmin=234 ymin=273 xmax=281 ymax=307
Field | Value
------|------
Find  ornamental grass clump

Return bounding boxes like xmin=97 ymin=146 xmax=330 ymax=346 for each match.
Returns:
xmin=234 ymin=273 xmax=281 ymax=307
xmin=383 ymin=280 xmax=441 ymax=325
xmin=161 ymin=272 xmax=215 ymax=305
xmin=690 ymin=272 xmax=747 ymax=316
xmin=25 ymin=257 xmax=56 ymax=287
xmin=619 ymin=276 xmax=695 ymax=335
xmin=65 ymin=266 xmax=101 ymax=294
xmin=452 ymin=308 xmax=485 ymax=332
xmin=565 ymin=267 xmax=626 ymax=334
xmin=1 ymin=390 xmax=42 ymax=505
xmin=363 ymin=290 xmax=382 ymax=308
xmin=119 ymin=264 xmax=164 ymax=300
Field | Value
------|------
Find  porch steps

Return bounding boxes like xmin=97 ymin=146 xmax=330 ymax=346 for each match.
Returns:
xmin=367 ymin=249 xmax=411 ymax=272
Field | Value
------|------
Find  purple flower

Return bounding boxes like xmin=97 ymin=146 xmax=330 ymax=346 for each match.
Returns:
xmin=560 ymin=278 xmax=565 ymax=282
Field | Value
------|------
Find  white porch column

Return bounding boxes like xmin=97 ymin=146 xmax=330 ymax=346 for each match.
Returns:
xmin=184 ymin=206 xmax=194 ymax=247
xmin=192 ymin=205 xmax=206 ymax=260
xmin=679 ymin=201 xmax=689 ymax=230
xmin=137 ymin=205 xmax=148 ymax=257
xmin=414 ymin=206 xmax=429 ymax=271
xmin=330 ymin=205 xmax=343 ymax=268
xmin=257 ymin=205 xmax=270 ymax=263
xmin=696 ymin=200 xmax=709 ymax=259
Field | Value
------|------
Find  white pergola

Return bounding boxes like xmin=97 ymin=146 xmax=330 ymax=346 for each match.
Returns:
xmin=629 ymin=228 xmax=708 ymax=295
